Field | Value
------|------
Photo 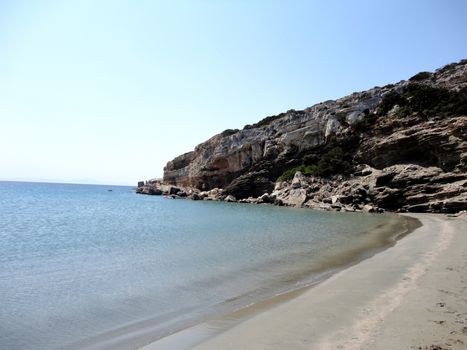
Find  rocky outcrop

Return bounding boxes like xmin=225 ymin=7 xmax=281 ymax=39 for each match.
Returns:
xmin=138 ymin=60 xmax=467 ymax=213
xmin=355 ymin=116 xmax=467 ymax=171
xmin=268 ymin=165 xmax=466 ymax=214
xmin=136 ymin=179 xmax=193 ymax=198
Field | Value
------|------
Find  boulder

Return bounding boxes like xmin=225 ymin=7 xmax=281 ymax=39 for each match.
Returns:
xmin=169 ymin=186 xmax=181 ymax=195
xmin=274 ymin=181 xmax=285 ymax=191
xmin=209 ymin=188 xmax=222 ymax=197
xmin=224 ymin=170 xmax=274 ymax=199
xmin=257 ymin=193 xmax=273 ymax=204
xmin=330 ymin=203 xmax=342 ymax=211
xmin=148 ymin=187 xmax=163 ymax=195
xmin=319 ymin=203 xmax=332 ymax=210
xmin=198 ymin=191 xmax=209 ymax=198
xmin=284 ymin=188 xmax=307 ymax=207
xmin=190 ymin=193 xmax=200 ymax=200
xmin=224 ymin=195 xmax=237 ymax=202
xmin=331 ymin=195 xmax=340 ymax=204
xmin=274 ymin=198 xmax=285 ymax=206
xmin=363 ymin=204 xmax=376 ymax=213
xmin=291 ymin=171 xmax=305 ymax=189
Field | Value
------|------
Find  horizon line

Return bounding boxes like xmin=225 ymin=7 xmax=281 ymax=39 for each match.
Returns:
xmin=0 ymin=179 xmax=135 ymax=187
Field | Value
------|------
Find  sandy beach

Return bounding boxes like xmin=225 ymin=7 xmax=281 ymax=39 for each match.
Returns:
xmin=143 ymin=213 xmax=467 ymax=350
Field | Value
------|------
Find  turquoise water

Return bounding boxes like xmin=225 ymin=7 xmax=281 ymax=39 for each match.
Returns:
xmin=0 ymin=182 xmax=405 ymax=350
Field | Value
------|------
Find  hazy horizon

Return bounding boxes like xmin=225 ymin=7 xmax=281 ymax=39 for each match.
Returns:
xmin=0 ymin=178 xmax=133 ymax=186
xmin=1 ymin=0 xmax=467 ymax=185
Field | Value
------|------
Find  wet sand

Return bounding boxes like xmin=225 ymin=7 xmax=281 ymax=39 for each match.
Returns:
xmin=143 ymin=213 xmax=466 ymax=350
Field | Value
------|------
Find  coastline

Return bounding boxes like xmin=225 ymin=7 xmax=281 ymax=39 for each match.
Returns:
xmin=75 ymin=209 xmax=414 ymax=350
xmin=141 ymin=213 xmax=467 ymax=350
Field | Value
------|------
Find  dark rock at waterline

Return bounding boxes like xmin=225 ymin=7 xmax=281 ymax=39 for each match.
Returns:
xmin=168 ymin=186 xmax=181 ymax=195
xmin=224 ymin=170 xmax=275 ymax=199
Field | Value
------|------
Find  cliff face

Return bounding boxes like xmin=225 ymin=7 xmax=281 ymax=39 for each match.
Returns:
xmin=164 ymin=89 xmax=386 ymax=194
xmin=160 ymin=60 xmax=467 ymax=212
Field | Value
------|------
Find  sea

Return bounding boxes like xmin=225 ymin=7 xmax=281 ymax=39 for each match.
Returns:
xmin=0 ymin=181 xmax=412 ymax=350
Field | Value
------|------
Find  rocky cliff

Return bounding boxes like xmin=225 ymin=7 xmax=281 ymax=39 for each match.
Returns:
xmin=143 ymin=60 xmax=467 ymax=213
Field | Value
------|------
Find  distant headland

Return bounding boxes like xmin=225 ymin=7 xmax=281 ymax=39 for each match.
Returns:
xmin=138 ymin=60 xmax=467 ymax=214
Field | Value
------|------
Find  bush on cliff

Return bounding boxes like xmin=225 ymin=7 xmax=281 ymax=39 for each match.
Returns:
xmin=277 ymin=165 xmax=318 ymax=181
xmin=352 ymin=112 xmax=380 ymax=133
xmin=244 ymin=112 xmax=287 ymax=129
xmin=355 ymin=84 xmax=467 ymax=132
xmin=315 ymin=147 xmax=352 ymax=177
xmin=378 ymin=91 xmax=408 ymax=115
xmin=403 ymin=84 xmax=467 ymax=117
xmin=409 ymin=71 xmax=431 ymax=82
xmin=278 ymin=147 xmax=351 ymax=181
xmin=244 ymin=109 xmax=305 ymax=129
xmin=220 ymin=129 xmax=239 ymax=137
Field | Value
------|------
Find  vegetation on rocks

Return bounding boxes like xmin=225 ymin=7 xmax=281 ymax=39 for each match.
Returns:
xmin=244 ymin=112 xmax=287 ymax=129
xmin=352 ymin=112 xmax=380 ymax=133
xmin=244 ymin=109 xmax=304 ymax=129
xmin=315 ymin=147 xmax=352 ymax=177
xmin=403 ymin=84 xmax=467 ymax=117
xmin=220 ymin=128 xmax=239 ymax=137
xmin=354 ymin=82 xmax=467 ymax=133
xmin=278 ymin=165 xmax=317 ymax=181
xmin=278 ymin=147 xmax=352 ymax=181
xmin=409 ymin=71 xmax=431 ymax=82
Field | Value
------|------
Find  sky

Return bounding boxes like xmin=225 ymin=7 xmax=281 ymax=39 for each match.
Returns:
xmin=1 ymin=0 xmax=466 ymax=185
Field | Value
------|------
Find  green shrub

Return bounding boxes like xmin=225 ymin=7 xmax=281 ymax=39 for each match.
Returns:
xmin=315 ymin=147 xmax=352 ymax=177
xmin=353 ymin=113 xmax=380 ymax=132
xmin=378 ymin=91 xmax=407 ymax=114
xmin=394 ymin=105 xmax=411 ymax=118
xmin=437 ymin=63 xmax=457 ymax=74
xmin=440 ymin=86 xmax=467 ymax=115
xmin=277 ymin=165 xmax=317 ymax=182
xmin=409 ymin=71 xmax=431 ymax=82
xmin=367 ymin=83 xmax=467 ymax=121
xmin=403 ymin=83 xmax=449 ymax=114
xmin=244 ymin=112 xmax=287 ymax=129
xmin=220 ymin=129 xmax=239 ymax=137
xmin=244 ymin=110 xmax=304 ymax=130
xmin=277 ymin=147 xmax=351 ymax=181
xmin=403 ymin=83 xmax=467 ymax=117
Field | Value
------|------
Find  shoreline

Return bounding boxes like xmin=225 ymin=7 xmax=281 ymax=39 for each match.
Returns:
xmin=74 ymin=209 xmax=416 ymax=350
xmin=141 ymin=213 xmax=467 ymax=350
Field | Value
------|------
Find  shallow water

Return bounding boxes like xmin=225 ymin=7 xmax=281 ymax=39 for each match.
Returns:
xmin=0 ymin=181 xmax=407 ymax=349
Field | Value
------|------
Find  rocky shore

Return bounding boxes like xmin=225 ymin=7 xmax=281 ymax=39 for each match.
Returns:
xmin=137 ymin=60 xmax=467 ymax=214
xmin=136 ymin=161 xmax=466 ymax=214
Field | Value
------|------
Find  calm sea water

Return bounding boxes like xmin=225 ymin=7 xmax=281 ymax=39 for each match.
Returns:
xmin=0 ymin=182 xmax=406 ymax=350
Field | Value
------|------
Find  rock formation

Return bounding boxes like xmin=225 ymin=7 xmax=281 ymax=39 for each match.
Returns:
xmin=138 ymin=60 xmax=467 ymax=213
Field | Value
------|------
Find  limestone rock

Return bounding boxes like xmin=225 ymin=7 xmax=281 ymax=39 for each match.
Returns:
xmin=274 ymin=181 xmax=285 ymax=191
xmin=224 ymin=195 xmax=237 ymax=202
xmin=283 ymin=188 xmax=307 ymax=207
xmin=291 ymin=171 xmax=306 ymax=189
xmin=257 ymin=193 xmax=273 ymax=204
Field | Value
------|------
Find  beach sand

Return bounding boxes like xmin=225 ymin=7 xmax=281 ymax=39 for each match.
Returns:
xmin=142 ymin=213 xmax=467 ymax=350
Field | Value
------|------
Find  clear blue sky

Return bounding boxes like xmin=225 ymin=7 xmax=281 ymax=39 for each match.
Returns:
xmin=1 ymin=0 xmax=466 ymax=185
